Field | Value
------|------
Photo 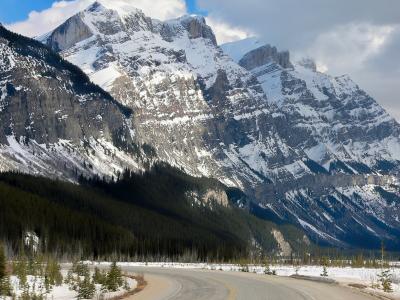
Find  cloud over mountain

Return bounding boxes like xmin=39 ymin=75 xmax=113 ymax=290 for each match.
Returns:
xmin=199 ymin=0 xmax=400 ymax=120
xmin=7 ymin=0 xmax=187 ymax=37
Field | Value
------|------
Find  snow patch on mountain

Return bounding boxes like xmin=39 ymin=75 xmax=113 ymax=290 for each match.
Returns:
xmin=224 ymin=40 xmax=400 ymax=173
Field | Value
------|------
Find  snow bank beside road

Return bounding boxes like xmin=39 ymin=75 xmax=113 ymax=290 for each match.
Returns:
xmin=107 ymin=262 xmax=400 ymax=298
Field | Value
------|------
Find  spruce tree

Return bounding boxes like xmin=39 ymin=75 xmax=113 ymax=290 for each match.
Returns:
xmin=0 ymin=277 xmax=12 ymax=297
xmin=264 ymin=264 xmax=271 ymax=275
xmin=45 ymin=258 xmax=63 ymax=286
xmin=92 ymin=267 xmax=106 ymax=285
xmin=0 ymin=243 xmax=5 ymax=280
xmin=13 ymin=255 xmax=28 ymax=286
xmin=77 ymin=273 xmax=96 ymax=300
xmin=0 ymin=243 xmax=12 ymax=297
xmin=320 ymin=266 xmax=328 ymax=277
xmin=378 ymin=269 xmax=393 ymax=293
xmin=106 ymin=262 xmax=123 ymax=292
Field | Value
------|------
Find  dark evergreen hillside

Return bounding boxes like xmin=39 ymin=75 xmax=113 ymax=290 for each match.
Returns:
xmin=0 ymin=165 xmax=311 ymax=261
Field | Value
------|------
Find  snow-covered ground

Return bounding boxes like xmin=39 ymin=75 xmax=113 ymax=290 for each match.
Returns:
xmin=8 ymin=261 xmax=398 ymax=298
xmin=106 ymin=262 xmax=400 ymax=298
xmin=273 ymin=265 xmax=400 ymax=297
xmin=7 ymin=271 xmax=137 ymax=300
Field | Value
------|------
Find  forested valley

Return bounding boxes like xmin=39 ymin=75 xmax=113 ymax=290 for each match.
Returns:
xmin=0 ymin=164 xmax=309 ymax=262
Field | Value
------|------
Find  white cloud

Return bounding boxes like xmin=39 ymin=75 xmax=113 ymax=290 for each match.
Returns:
xmin=301 ymin=23 xmax=395 ymax=74
xmin=6 ymin=0 xmax=186 ymax=37
xmin=198 ymin=0 xmax=400 ymax=121
xmin=296 ymin=23 xmax=400 ymax=121
xmin=205 ymin=17 xmax=253 ymax=44
xmin=198 ymin=0 xmax=400 ymax=49
xmin=104 ymin=0 xmax=186 ymax=20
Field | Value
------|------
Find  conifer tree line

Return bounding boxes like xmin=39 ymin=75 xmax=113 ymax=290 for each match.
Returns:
xmin=2 ymin=165 xmax=397 ymax=263
xmin=0 ymin=164 xmax=311 ymax=262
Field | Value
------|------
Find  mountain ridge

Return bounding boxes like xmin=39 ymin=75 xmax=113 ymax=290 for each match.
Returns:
xmin=38 ymin=3 xmax=400 ymax=249
xmin=1 ymin=2 xmax=399 ymax=250
xmin=40 ymin=1 xmax=312 ymax=189
xmin=0 ymin=24 xmax=146 ymax=179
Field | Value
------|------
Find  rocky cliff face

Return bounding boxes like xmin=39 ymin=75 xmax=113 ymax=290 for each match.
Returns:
xmin=0 ymin=25 xmax=145 ymax=178
xmin=239 ymin=44 xmax=293 ymax=70
xmin=231 ymin=43 xmax=400 ymax=175
xmin=223 ymin=40 xmax=400 ymax=249
xmin=180 ymin=16 xmax=217 ymax=45
xmin=41 ymin=1 xmax=312 ymax=190
xmin=45 ymin=13 xmax=93 ymax=51
xmin=29 ymin=1 xmax=400 ymax=250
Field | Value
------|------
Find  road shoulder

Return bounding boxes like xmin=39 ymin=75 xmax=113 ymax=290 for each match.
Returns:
xmin=126 ymin=273 xmax=180 ymax=300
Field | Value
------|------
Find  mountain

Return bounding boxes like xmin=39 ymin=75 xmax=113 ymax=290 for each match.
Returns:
xmin=0 ymin=24 xmax=146 ymax=179
xmin=222 ymin=40 xmax=400 ymax=248
xmin=223 ymin=43 xmax=400 ymax=174
xmin=10 ymin=0 xmax=400 ymax=250
xmin=40 ymin=1 xmax=314 ymax=191
xmin=0 ymin=13 xmax=311 ymax=260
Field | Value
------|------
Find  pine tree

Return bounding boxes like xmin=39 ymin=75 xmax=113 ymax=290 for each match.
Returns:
xmin=0 ymin=243 xmax=5 ymax=280
xmin=320 ymin=266 xmax=328 ymax=277
xmin=264 ymin=264 xmax=271 ymax=275
xmin=106 ymin=262 xmax=123 ymax=292
xmin=263 ymin=259 xmax=272 ymax=275
xmin=0 ymin=277 xmax=12 ymax=297
xmin=0 ymin=243 xmax=12 ymax=297
xmin=64 ymin=269 xmax=74 ymax=285
xmin=320 ymin=256 xmax=329 ymax=277
xmin=13 ymin=255 xmax=28 ymax=286
xmin=77 ymin=273 xmax=95 ymax=299
xmin=295 ymin=265 xmax=300 ymax=276
xmin=44 ymin=274 xmax=51 ymax=294
xmin=73 ymin=261 xmax=89 ymax=277
xmin=45 ymin=258 xmax=63 ymax=286
xmin=378 ymin=269 xmax=393 ymax=293
xmin=92 ymin=267 xmax=106 ymax=285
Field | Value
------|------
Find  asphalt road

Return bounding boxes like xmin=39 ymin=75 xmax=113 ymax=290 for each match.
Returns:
xmin=123 ymin=266 xmax=377 ymax=300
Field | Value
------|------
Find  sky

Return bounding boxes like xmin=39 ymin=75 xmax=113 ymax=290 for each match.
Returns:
xmin=0 ymin=0 xmax=203 ymax=23
xmin=1 ymin=0 xmax=399 ymax=121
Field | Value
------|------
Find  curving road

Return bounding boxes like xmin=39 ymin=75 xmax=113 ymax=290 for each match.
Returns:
xmin=123 ymin=266 xmax=377 ymax=300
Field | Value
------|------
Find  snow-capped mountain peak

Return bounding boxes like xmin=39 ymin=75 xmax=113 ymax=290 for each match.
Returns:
xmin=221 ymin=37 xmax=264 ymax=62
xmin=87 ymin=0 xmax=143 ymax=18
xmin=40 ymin=4 xmax=312 ymax=190
xmin=224 ymin=40 xmax=400 ymax=173
xmin=7 ymin=4 xmax=400 ymax=250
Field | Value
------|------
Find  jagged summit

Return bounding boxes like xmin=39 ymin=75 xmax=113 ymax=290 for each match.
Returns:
xmin=86 ymin=0 xmax=143 ymax=17
xmin=39 ymin=2 xmax=312 ymax=190
xmin=239 ymin=44 xmax=293 ymax=70
xmin=41 ymin=1 xmax=217 ymax=52
xmin=169 ymin=14 xmax=217 ymax=45
xmin=224 ymin=39 xmax=400 ymax=173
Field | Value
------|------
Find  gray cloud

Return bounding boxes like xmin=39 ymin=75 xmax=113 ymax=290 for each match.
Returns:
xmin=199 ymin=0 xmax=400 ymax=49
xmin=199 ymin=0 xmax=400 ymax=121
